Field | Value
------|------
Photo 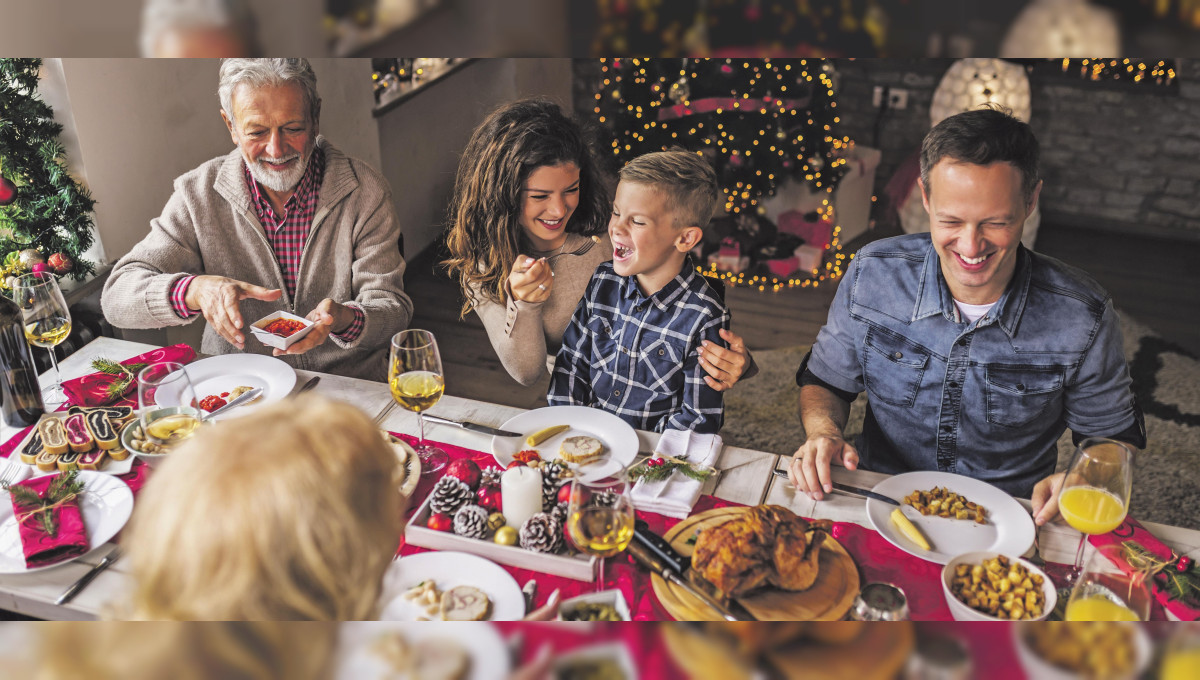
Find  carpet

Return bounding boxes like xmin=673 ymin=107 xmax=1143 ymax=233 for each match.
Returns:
xmin=722 ymin=312 xmax=1200 ymax=530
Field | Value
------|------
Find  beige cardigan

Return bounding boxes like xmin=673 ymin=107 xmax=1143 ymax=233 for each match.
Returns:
xmin=102 ymin=140 xmax=413 ymax=381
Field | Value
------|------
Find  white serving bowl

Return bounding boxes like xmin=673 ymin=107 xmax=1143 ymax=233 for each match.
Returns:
xmin=557 ymin=588 xmax=631 ymax=622
xmin=119 ymin=411 xmax=206 ymax=468
xmin=250 ymin=310 xmax=315 ymax=350
xmin=1012 ymin=621 xmax=1152 ymax=680
xmin=941 ymin=551 xmax=1056 ymax=621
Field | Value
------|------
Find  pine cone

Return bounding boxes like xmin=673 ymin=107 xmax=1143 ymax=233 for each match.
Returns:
xmin=550 ymin=501 xmax=569 ymax=528
xmin=593 ymin=489 xmax=619 ymax=508
xmin=453 ymin=504 xmax=490 ymax=540
xmin=430 ymin=476 xmax=473 ymax=515
xmin=519 ymin=512 xmax=564 ymax=554
xmin=480 ymin=466 xmax=504 ymax=487
xmin=541 ymin=460 xmax=568 ymax=512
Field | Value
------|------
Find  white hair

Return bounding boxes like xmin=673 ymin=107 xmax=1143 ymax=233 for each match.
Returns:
xmin=217 ymin=58 xmax=321 ymax=127
xmin=140 ymin=0 xmax=260 ymax=57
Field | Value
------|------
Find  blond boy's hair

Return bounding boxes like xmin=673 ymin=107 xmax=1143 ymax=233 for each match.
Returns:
xmin=618 ymin=150 xmax=719 ymax=229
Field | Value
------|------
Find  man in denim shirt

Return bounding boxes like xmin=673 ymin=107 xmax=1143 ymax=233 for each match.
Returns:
xmin=787 ymin=108 xmax=1145 ymax=525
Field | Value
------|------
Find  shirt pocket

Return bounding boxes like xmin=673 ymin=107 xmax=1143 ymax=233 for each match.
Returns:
xmin=863 ymin=328 xmax=930 ymax=407
xmin=985 ymin=365 xmax=1065 ymax=428
xmin=633 ymin=336 xmax=688 ymax=394
xmin=587 ymin=316 xmax=618 ymax=373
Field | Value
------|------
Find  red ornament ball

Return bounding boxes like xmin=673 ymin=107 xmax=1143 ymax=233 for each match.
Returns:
xmin=48 ymin=252 xmax=73 ymax=275
xmin=0 ymin=176 xmax=16 ymax=206
xmin=444 ymin=459 xmax=482 ymax=489
xmin=558 ymin=483 xmax=590 ymax=506
xmin=476 ymin=485 xmax=503 ymax=512
xmin=427 ymin=512 xmax=453 ymax=532
xmin=31 ymin=263 xmax=49 ymax=274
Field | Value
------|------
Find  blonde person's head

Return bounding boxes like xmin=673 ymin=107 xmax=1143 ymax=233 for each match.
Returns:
xmin=123 ymin=395 xmax=403 ymax=620
xmin=617 ymin=150 xmax=719 ymax=229
xmin=35 ymin=621 xmax=336 ymax=680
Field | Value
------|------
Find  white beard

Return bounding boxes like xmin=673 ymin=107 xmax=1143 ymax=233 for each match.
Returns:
xmin=247 ymin=150 xmax=309 ymax=193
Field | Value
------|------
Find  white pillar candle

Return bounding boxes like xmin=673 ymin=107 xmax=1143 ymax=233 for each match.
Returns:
xmin=501 ymin=465 xmax=543 ymax=530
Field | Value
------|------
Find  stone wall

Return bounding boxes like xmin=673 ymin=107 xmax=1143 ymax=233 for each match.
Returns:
xmin=833 ymin=58 xmax=1200 ymax=241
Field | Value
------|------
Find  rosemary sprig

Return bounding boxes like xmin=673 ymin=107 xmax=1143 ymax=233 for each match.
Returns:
xmin=90 ymin=357 xmax=147 ymax=400
xmin=3 ymin=469 xmax=85 ymax=537
xmin=628 ymin=457 xmax=714 ymax=483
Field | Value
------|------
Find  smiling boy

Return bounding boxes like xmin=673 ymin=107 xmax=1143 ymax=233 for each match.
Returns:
xmin=548 ymin=151 xmax=728 ymax=434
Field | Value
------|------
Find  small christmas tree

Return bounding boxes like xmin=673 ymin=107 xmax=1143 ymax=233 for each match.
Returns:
xmin=0 ymin=58 xmax=97 ymax=289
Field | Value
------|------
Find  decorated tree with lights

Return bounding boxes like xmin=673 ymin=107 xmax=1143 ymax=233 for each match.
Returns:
xmin=0 ymin=58 xmax=97 ymax=290
xmin=589 ymin=57 xmax=855 ymax=289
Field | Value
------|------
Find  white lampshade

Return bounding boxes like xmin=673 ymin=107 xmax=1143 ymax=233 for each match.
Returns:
xmin=930 ymin=58 xmax=1032 ymax=128
xmin=999 ymin=0 xmax=1120 ymax=58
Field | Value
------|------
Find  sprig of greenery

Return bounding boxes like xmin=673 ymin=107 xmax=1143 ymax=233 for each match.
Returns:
xmin=628 ymin=458 xmax=714 ymax=483
xmin=3 ymin=469 xmax=85 ymax=537
xmin=90 ymin=357 xmax=147 ymax=400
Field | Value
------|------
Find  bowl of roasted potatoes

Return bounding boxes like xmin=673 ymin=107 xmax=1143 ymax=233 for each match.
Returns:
xmin=1012 ymin=621 xmax=1151 ymax=680
xmin=941 ymin=551 xmax=1056 ymax=621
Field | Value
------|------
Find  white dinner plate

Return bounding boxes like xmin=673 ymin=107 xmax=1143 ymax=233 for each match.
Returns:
xmin=334 ymin=621 xmax=511 ymax=680
xmin=0 ymin=471 xmax=133 ymax=574
xmin=156 ymin=354 xmax=296 ymax=420
xmin=375 ymin=551 xmax=524 ymax=622
xmin=491 ymin=405 xmax=640 ymax=483
xmin=864 ymin=470 xmax=1036 ymax=565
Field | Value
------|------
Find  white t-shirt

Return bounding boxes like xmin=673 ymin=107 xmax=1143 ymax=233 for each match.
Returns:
xmin=954 ymin=299 xmax=996 ymax=324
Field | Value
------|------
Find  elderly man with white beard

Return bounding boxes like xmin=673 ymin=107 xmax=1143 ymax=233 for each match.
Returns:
xmin=103 ymin=58 xmax=412 ymax=380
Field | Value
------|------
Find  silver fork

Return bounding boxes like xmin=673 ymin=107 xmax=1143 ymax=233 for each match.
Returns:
xmin=0 ymin=460 xmax=23 ymax=486
xmin=545 ymin=236 xmax=599 ymax=265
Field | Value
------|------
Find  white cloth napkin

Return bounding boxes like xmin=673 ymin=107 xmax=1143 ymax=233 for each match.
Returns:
xmin=630 ymin=429 xmax=723 ymax=519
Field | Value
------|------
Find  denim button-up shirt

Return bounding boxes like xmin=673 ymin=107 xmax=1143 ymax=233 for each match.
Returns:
xmin=807 ymin=234 xmax=1141 ymax=497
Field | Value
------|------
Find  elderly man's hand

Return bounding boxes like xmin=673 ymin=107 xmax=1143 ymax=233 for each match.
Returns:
xmin=273 ymin=298 xmax=352 ymax=357
xmin=185 ymin=275 xmax=282 ymax=349
xmin=788 ymin=434 xmax=860 ymax=501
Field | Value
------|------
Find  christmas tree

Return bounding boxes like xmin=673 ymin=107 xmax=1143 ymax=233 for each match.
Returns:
xmin=0 ymin=58 xmax=97 ymax=289
xmin=588 ymin=57 xmax=854 ymax=289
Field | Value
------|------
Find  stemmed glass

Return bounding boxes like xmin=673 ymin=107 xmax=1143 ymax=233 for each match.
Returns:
xmin=389 ymin=329 xmax=448 ymax=475
xmin=137 ymin=362 xmax=202 ymax=445
xmin=1064 ymin=543 xmax=1151 ymax=621
xmin=1057 ymin=437 xmax=1134 ymax=580
xmin=566 ymin=476 xmax=636 ymax=593
xmin=13 ymin=272 xmax=72 ymax=404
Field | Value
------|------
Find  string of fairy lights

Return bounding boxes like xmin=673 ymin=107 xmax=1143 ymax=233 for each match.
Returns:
xmin=1060 ymin=58 xmax=1176 ymax=85
xmin=591 ymin=57 xmax=854 ymax=291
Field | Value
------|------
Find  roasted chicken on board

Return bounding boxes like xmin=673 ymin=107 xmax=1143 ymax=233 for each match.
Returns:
xmin=691 ymin=505 xmax=833 ymax=599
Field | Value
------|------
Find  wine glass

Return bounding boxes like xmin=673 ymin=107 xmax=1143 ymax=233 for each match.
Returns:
xmin=566 ymin=476 xmax=636 ymax=593
xmin=1064 ymin=543 xmax=1151 ymax=621
xmin=13 ymin=272 xmax=72 ymax=404
xmin=389 ymin=329 xmax=447 ymax=475
xmin=1160 ymin=622 xmax=1200 ymax=680
xmin=137 ymin=362 xmax=202 ymax=446
xmin=1057 ymin=437 xmax=1134 ymax=579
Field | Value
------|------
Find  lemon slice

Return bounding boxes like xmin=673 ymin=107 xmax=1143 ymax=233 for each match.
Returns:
xmin=526 ymin=424 xmax=569 ymax=447
xmin=890 ymin=508 xmax=932 ymax=551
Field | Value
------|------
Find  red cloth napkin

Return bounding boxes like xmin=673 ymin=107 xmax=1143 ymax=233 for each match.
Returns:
xmin=1090 ymin=515 xmax=1196 ymax=621
xmin=62 ymin=343 xmax=196 ymax=408
xmin=6 ymin=473 xmax=89 ymax=569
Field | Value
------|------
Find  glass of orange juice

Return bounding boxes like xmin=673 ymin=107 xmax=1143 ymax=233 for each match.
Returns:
xmin=1058 ymin=437 xmax=1133 ymax=579
xmin=1160 ymin=622 xmax=1200 ymax=680
xmin=1064 ymin=544 xmax=1151 ymax=621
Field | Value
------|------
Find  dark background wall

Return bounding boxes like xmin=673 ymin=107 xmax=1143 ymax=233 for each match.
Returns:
xmin=575 ymin=58 xmax=1200 ymax=243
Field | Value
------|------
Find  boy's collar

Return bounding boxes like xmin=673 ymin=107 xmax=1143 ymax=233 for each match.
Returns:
xmin=620 ymin=256 xmax=697 ymax=310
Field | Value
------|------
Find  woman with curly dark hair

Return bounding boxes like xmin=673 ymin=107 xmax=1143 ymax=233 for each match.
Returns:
xmin=444 ymin=98 xmax=752 ymax=388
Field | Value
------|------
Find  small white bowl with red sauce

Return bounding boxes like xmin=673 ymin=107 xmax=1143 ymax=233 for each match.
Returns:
xmin=250 ymin=310 xmax=315 ymax=350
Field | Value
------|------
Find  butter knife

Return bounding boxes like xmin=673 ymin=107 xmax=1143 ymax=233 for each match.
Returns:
xmin=56 ymin=547 xmax=121 ymax=606
xmin=297 ymin=376 xmax=320 ymax=394
xmin=771 ymin=469 xmax=901 ymax=506
xmin=422 ymin=414 xmax=523 ymax=437
xmin=204 ymin=387 xmax=264 ymax=419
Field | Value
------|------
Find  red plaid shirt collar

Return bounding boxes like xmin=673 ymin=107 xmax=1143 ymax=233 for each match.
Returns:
xmin=242 ymin=145 xmax=325 ymax=298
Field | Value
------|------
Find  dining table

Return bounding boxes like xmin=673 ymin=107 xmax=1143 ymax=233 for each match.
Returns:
xmin=2 ymin=336 xmax=1199 ymax=626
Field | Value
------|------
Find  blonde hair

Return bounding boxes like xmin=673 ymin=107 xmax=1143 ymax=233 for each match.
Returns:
xmin=618 ymin=150 xmax=719 ymax=229
xmin=123 ymin=395 xmax=403 ymax=620
xmin=35 ymin=622 xmax=336 ymax=680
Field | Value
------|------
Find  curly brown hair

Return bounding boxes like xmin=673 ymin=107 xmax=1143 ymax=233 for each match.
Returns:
xmin=443 ymin=98 xmax=610 ymax=317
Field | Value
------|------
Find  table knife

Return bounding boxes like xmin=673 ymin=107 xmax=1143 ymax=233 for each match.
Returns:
xmin=627 ymin=539 xmax=753 ymax=621
xmin=55 ymin=547 xmax=121 ymax=606
xmin=297 ymin=376 xmax=320 ymax=394
xmin=771 ymin=469 xmax=901 ymax=506
xmin=422 ymin=414 xmax=523 ymax=437
xmin=204 ymin=387 xmax=264 ymax=419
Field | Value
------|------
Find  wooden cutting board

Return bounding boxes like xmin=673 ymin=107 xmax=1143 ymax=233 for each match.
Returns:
xmin=652 ymin=507 xmax=860 ymax=621
xmin=662 ymin=622 xmax=915 ymax=680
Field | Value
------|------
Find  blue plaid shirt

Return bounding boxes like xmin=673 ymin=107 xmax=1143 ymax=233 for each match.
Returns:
xmin=549 ymin=260 xmax=728 ymax=434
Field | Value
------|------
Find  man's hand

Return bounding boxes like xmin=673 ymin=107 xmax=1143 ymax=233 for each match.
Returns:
xmin=699 ymin=328 xmax=752 ymax=392
xmin=507 ymin=256 xmax=554 ymax=303
xmin=788 ymin=434 xmax=860 ymax=501
xmin=185 ymin=275 xmax=282 ymax=349
xmin=273 ymin=298 xmax=351 ymax=357
xmin=1031 ymin=472 xmax=1065 ymax=526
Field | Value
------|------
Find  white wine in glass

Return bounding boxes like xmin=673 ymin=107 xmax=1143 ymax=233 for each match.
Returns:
xmin=566 ymin=476 xmax=635 ymax=593
xmin=14 ymin=273 xmax=72 ymax=404
xmin=137 ymin=362 xmax=202 ymax=447
xmin=389 ymin=329 xmax=447 ymax=475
